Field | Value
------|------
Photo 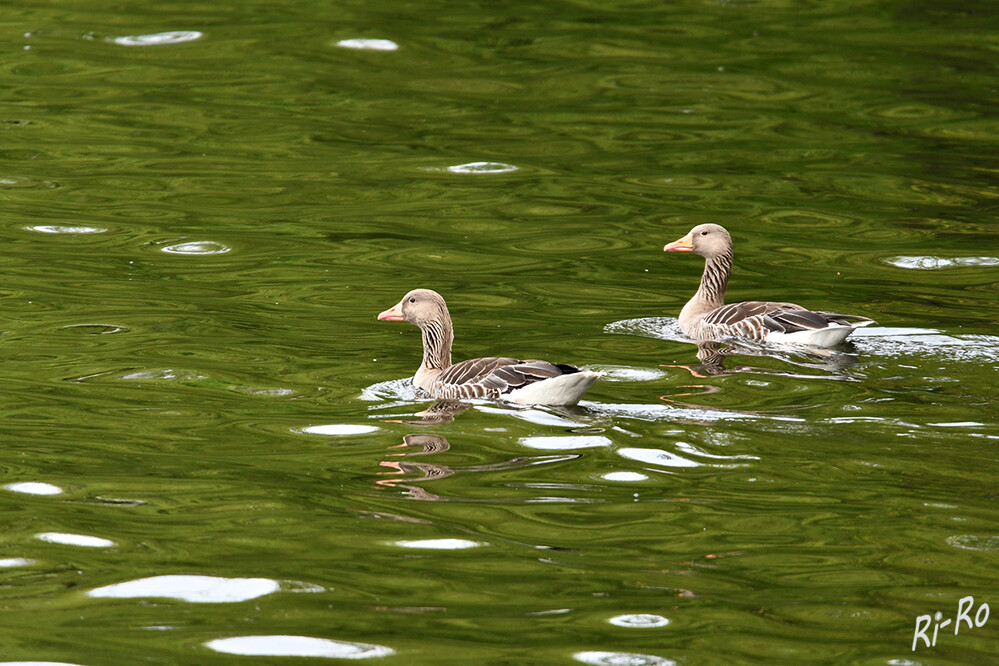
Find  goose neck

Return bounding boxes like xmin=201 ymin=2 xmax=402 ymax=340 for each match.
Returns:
xmin=696 ymin=250 xmax=732 ymax=309
xmin=420 ymin=318 xmax=453 ymax=371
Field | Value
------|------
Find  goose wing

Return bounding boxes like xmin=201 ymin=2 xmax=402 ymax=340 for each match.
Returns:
xmin=703 ymin=301 xmax=875 ymax=340
xmin=434 ymin=357 xmax=577 ymax=400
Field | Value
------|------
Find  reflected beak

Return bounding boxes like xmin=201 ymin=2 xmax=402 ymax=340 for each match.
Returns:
xmin=377 ymin=301 xmax=405 ymax=321
xmin=664 ymin=233 xmax=694 ymax=252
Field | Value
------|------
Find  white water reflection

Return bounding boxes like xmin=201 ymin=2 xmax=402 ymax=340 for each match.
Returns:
xmin=609 ymin=613 xmax=670 ymax=628
xmin=929 ymin=421 xmax=984 ymax=428
xmin=360 ymin=378 xmax=422 ymax=402
xmin=946 ymin=535 xmax=999 ymax=552
xmin=60 ymin=323 xmax=129 ymax=335
xmin=586 ymin=365 xmax=667 ymax=382
xmin=618 ymin=447 xmax=700 ymax=468
xmin=581 ymin=401 xmax=755 ymax=423
xmin=113 ymin=31 xmax=202 ymax=46
xmin=852 ymin=329 xmax=999 ymax=365
xmin=336 ymin=38 xmax=399 ymax=51
xmin=675 ymin=441 xmax=759 ymax=462
xmin=604 ymin=316 xmax=685 ymax=342
xmin=366 ymin=384 xmax=754 ymax=425
xmin=446 ymin=162 xmax=518 ymax=174
xmin=120 ymin=368 xmax=207 ymax=381
xmin=0 ymin=558 xmax=34 ymax=567
xmin=602 ymin=471 xmax=649 ymax=482
xmin=885 ymin=255 xmax=999 ymax=269
xmin=26 ymin=225 xmax=106 ymax=234
xmin=481 ymin=406 xmax=588 ymax=427
xmin=206 ymin=635 xmax=394 ymax=658
xmin=300 ymin=424 xmax=379 ymax=436
xmin=5 ymin=482 xmax=63 ymax=495
xmin=88 ymin=575 xmax=279 ymax=602
xmin=575 ymin=651 xmax=676 ymax=666
xmin=392 ymin=538 xmax=482 ymax=550
xmin=161 ymin=241 xmax=230 ymax=255
xmin=0 ymin=662 xmax=88 ymax=666
xmin=520 ymin=435 xmax=612 ymax=450
xmin=37 ymin=532 xmax=113 ymax=548
xmin=619 ymin=444 xmax=756 ymax=469
xmin=0 ymin=177 xmax=59 ymax=189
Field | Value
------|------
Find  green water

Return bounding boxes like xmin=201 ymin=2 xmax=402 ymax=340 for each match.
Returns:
xmin=2 ymin=0 xmax=998 ymax=664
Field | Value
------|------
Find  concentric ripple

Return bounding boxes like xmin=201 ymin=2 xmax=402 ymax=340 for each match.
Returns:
xmin=160 ymin=241 xmax=230 ymax=255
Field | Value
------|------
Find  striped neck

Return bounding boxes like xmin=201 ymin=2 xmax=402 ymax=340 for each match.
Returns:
xmin=696 ymin=249 xmax=732 ymax=310
xmin=420 ymin=318 xmax=453 ymax=371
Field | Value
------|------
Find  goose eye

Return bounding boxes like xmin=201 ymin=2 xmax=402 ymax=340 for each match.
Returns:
xmin=700 ymin=230 xmax=708 ymax=236
xmin=409 ymin=297 xmax=416 ymax=303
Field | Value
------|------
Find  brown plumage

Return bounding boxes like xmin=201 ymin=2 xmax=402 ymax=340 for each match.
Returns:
xmin=377 ymin=289 xmax=598 ymax=405
xmin=664 ymin=224 xmax=875 ymax=347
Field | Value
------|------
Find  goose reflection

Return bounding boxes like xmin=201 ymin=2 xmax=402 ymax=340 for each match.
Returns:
xmin=376 ymin=434 xmax=453 ymax=500
xmin=383 ymin=400 xmax=472 ymax=426
xmin=376 ymin=433 xmax=583 ymax=501
xmin=659 ymin=340 xmax=863 ymax=415
xmin=667 ymin=340 xmax=860 ymax=378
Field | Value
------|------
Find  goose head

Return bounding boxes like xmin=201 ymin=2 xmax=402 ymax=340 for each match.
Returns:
xmin=664 ymin=223 xmax=732 ymax=259
xmin=377 ymin=288 xmax=450 ymax=328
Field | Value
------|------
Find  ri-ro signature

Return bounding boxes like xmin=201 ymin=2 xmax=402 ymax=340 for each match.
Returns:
xmin=912 ymin=595 xmax=990 ymax=651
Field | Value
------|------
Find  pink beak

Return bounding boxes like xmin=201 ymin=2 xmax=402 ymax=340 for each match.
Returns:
xmin=377 ymin=301 xmax=404 ymax=321
xmin=664 ymin=233 xmax=694 ymax=252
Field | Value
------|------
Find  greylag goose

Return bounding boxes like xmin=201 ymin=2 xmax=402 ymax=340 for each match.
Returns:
xmin=664 ymin=224 xmax=875 ymax=347
xmin=377 ymin=289 xmax=599 ymax=406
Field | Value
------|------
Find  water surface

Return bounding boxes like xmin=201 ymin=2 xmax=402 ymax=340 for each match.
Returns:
xmin=1 ymin=0 xmax=998 ymax=664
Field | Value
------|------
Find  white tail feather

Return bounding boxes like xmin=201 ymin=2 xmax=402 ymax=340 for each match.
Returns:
xmin=766 ymin=320 xmax=874 ymax=348
xmin=506 ymin=371 xmax=600 ymax=406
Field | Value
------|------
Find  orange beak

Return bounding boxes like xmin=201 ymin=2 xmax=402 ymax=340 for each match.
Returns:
xmin=377 ymin=301 xmax=404 ymax=321
xmin=664 ymin=232 xmax=693 ymax=252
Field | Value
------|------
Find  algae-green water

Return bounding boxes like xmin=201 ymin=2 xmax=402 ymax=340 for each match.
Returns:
xmin=2 ymin=1 xmax=998 ymax=663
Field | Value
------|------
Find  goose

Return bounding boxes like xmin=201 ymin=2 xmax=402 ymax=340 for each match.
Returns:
xmin=664 ymin=224 xmax=875 ymax=347
xmin=377 ymin=289 xmax=599 ymax=406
